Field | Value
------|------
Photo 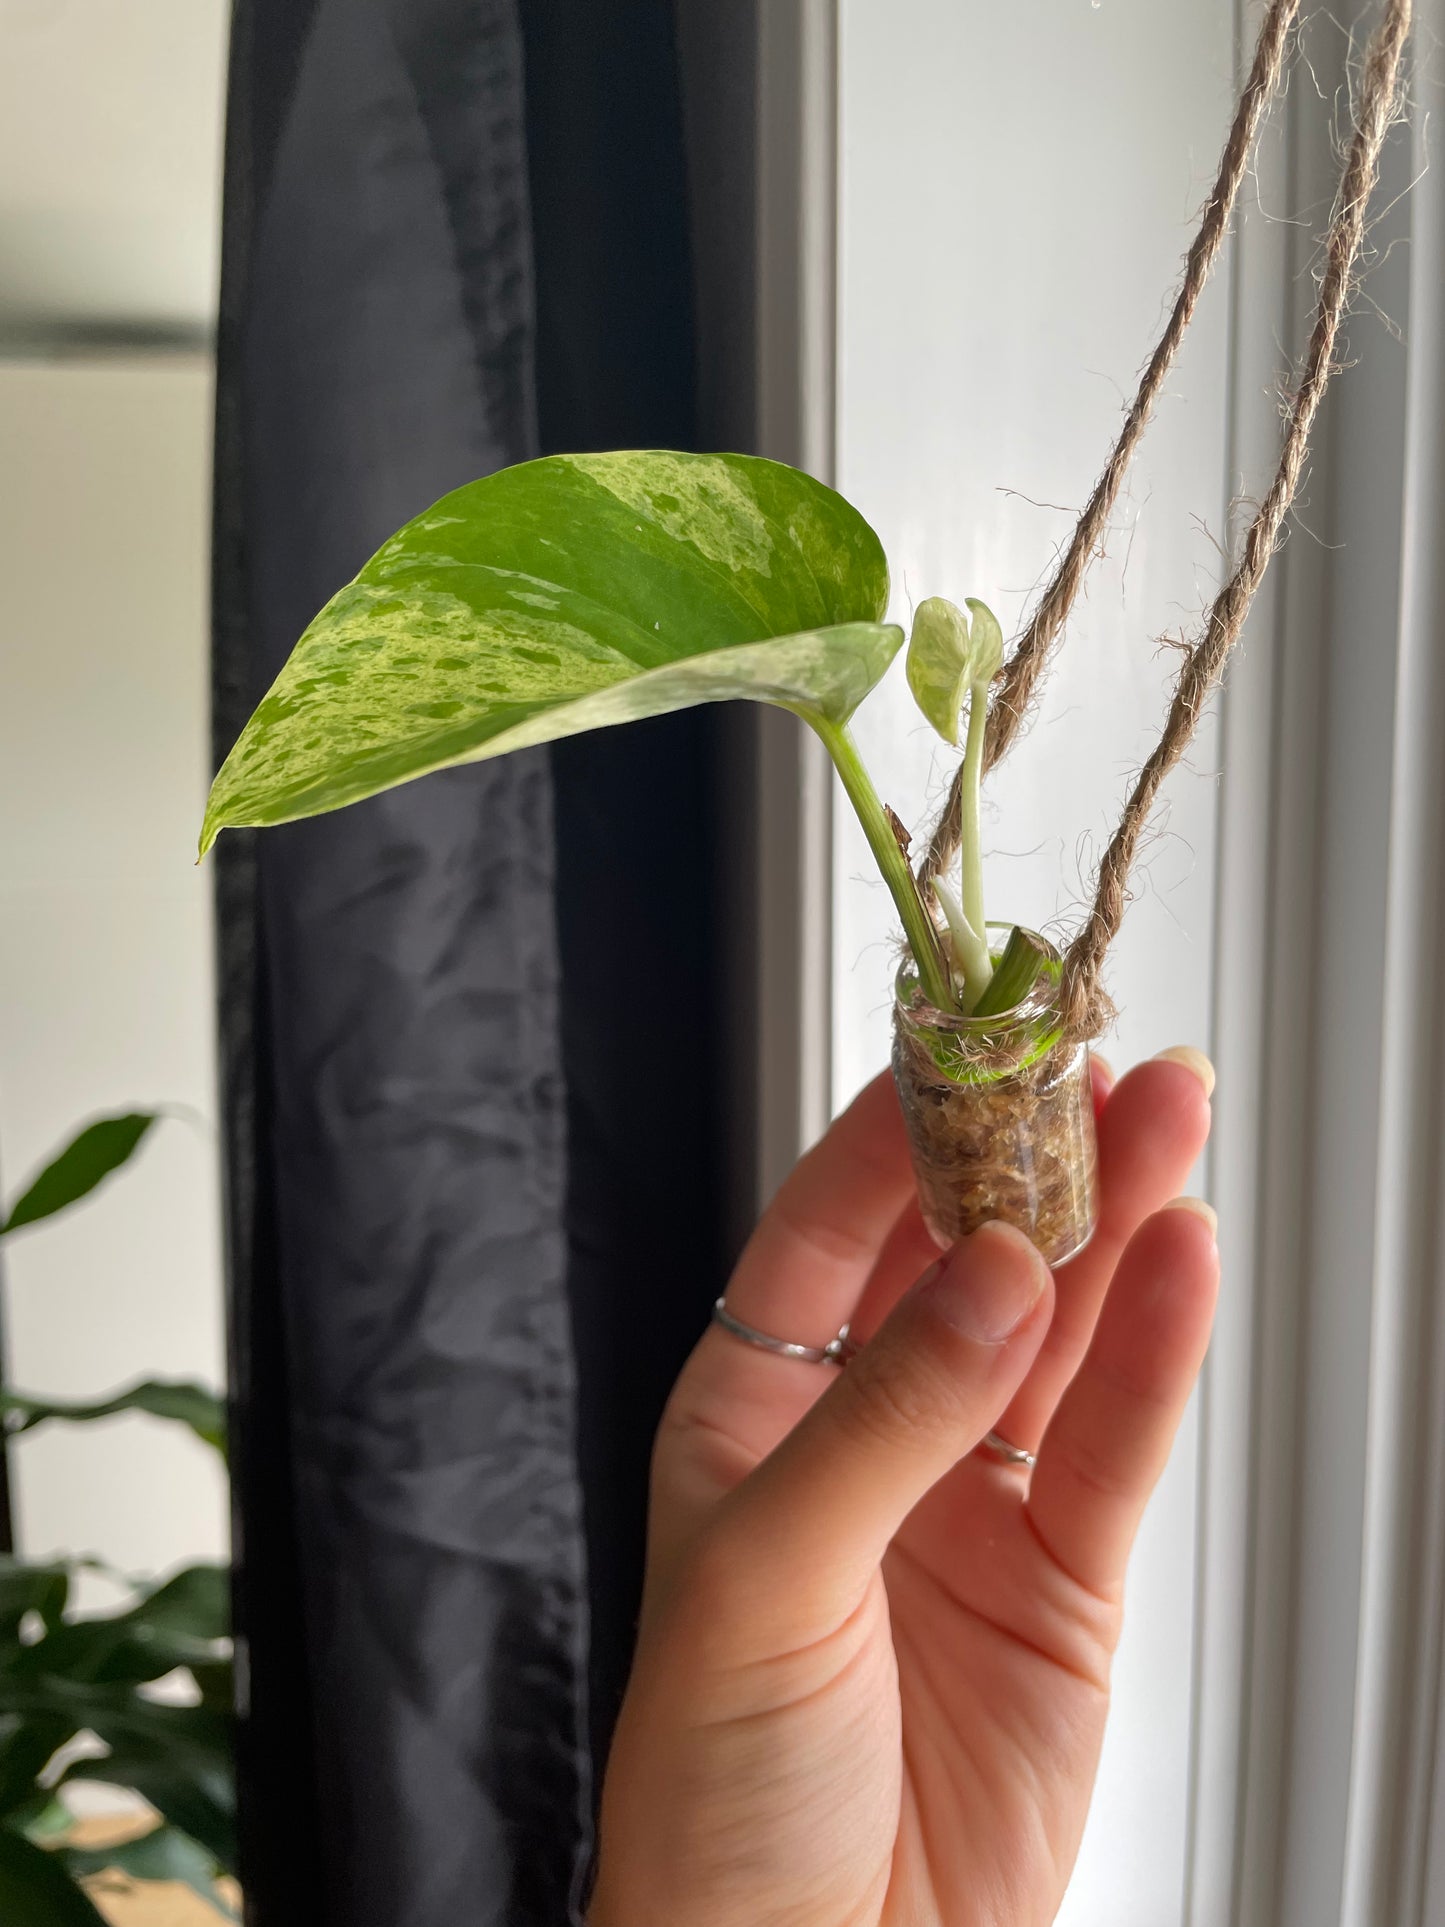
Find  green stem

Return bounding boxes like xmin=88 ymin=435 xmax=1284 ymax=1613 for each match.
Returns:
xmin=933 ymin=877 xmax=994 ymax=1009
xmin=812 ymin=717 xmax=957 ymax=1013
xmin=971 ymin=924 xmax=1047 ymax=1018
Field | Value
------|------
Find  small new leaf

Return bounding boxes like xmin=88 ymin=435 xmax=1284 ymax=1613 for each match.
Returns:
xmin=906 ymin=598 xmax=974 ymax=745
xmin=906 ymin=597 xmax=1003 ymax=745
xmin=964 ymin=597 xmax=1004 ymax=683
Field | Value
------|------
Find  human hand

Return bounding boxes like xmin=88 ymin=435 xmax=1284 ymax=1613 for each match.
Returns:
xmin=589 ymin=1049 xmax=1217 ymax=1927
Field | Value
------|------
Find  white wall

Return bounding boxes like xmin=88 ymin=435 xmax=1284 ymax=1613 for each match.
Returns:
xmin=0 ymin=0 xmax=229 ymax=340
xmin=0 ymin=0 xmax=227 ymax=1590
xmin=0 ymin=359 xmax=228 ymax=1585
xmin=833 ymin=4 xmax=1236 ymax=1919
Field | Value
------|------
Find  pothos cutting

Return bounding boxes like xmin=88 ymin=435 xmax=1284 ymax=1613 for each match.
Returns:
xmin=201 ymin=0 xmax=1411 ymax=1265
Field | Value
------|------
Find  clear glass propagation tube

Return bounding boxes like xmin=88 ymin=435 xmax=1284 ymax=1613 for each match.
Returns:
xmin=891 ymin=925 xmax=1100 ymax=1267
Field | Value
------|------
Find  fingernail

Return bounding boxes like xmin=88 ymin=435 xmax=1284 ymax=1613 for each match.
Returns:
xmin=1164 ymin=1195 xmax=1218 ymax=1238
xmin=918 ymin=1221 xmax=1048 ymax=1344
xmin=1154 ymin=1044 xmax=1216 ymax=1098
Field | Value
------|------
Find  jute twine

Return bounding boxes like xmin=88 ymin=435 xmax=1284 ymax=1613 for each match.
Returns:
xmin=919 ymin=0 xmax=1304 ymax=893
xmin=920 ymin=0 xmax=1414 ymax=1043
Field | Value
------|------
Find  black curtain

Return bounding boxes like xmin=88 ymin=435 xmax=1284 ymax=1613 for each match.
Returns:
xmin=520 ymin=0 xmax=732 ymax=1781
xmin=212 ymin=4 xmax=731 ymax=1924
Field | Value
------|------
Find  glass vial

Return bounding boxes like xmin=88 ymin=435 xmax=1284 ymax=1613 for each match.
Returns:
xmin=891 ymin=926 xmax=1099 ymax=1266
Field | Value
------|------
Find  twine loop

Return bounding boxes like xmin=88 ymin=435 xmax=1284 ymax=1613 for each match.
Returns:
xmin=918 ymin=0 xmax=1414 ymax=1045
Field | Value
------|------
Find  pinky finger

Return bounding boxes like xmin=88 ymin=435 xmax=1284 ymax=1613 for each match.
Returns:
xmin=1026 ymin=1199 xmax=1219 ymax=1600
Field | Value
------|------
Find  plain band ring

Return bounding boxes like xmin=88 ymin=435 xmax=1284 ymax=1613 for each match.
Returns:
xmin=712 ymin=1297 xmax=857 ymax=1367
xmin=979 ymin=1429 xmax=1037 ymax=1471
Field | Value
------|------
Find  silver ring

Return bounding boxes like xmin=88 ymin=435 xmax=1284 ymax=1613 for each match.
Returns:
xmin=979 ymin=1429 xmax=1037 ymax=1471
xmin=712 ymin=1297 xmax=856 ymax=1367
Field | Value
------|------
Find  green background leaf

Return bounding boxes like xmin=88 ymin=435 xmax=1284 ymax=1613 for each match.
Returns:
xmin=9 ymin=1563 xmax=229 ymax=1689
xmin=203 ymin=450 xmax=900 ymax=850
xmin=2 ymin=1381 xmax=226 ymax=1459
xmin=0 ymin=1560 xmax=69 ymax=1658
xmin=0 ymin=1718 xmax=74 ymax=1823
xmin=0 ymin=1115 xmax=156 ymax=1239
xmin=0 ymin=1827 xmax=109 ymax=1925
xmin=61 ymin=1737 xmax=235 ymax=1872
xmin=0 ymin=1565 xmax=233 ymax=1858
xmin=60 ymin=1824 xmax=237 ymax=1919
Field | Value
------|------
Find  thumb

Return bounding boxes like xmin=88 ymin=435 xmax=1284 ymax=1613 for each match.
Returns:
xmin=721 ymin=1222 xmax=1052 ymax=1617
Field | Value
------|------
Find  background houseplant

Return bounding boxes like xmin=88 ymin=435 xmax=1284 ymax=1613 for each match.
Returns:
xmin=0 ymin=1115 xmax=235 ymax=1923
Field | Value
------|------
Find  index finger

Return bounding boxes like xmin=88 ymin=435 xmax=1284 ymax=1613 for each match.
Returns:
xmin=720 ymin=1068 xmax=916 ymax=1351
xmin=649 ymin=1072 xmax=918 ymax=1585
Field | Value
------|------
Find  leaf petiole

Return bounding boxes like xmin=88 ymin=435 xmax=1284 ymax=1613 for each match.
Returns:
xmin=811 ymin=717 xmax=958 ymax=1013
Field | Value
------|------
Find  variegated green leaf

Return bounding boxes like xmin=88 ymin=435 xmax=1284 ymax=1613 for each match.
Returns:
xmin=202 ymin=450 xmax=899 ymax=852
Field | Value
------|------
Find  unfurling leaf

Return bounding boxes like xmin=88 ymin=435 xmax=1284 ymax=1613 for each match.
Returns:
xmin=963 ymin=597 xmax=1004 ymax=682
xmin=905 ymin=597 xmax=974 ymax=745
xmin=905 ymin=596 xmax=1005 ymax=745
xmin=932 ymin=876 xmax=992 ymax=996
xmin=202 ymin=451 xmax=900 ymax=851
xmin=0 ymin=1115 xmax=156 ymax=1240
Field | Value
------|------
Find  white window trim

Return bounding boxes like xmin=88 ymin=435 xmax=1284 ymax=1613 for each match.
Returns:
xmin=1196 ymin=6 xmax=1445 ymax=1923
xmin=753 ymin=0 xmax=840 ymax=1203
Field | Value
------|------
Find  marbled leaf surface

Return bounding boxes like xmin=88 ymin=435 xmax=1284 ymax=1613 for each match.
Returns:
xmin=202 ymin=451 xmax=898 ymax=850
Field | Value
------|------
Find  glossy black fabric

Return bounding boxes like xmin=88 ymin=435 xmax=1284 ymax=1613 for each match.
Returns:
xmin=213 ymin=3 xmax=591 ymax=1921
xmin=519 ymin=0 xmax=733 ymax=1777
xmin=214 ymin=3 xmax=734 ymax=1921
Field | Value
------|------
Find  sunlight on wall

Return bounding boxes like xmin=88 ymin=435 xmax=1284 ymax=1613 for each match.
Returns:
xmin=835 ymin=3 xmax=1235 ymax=1920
